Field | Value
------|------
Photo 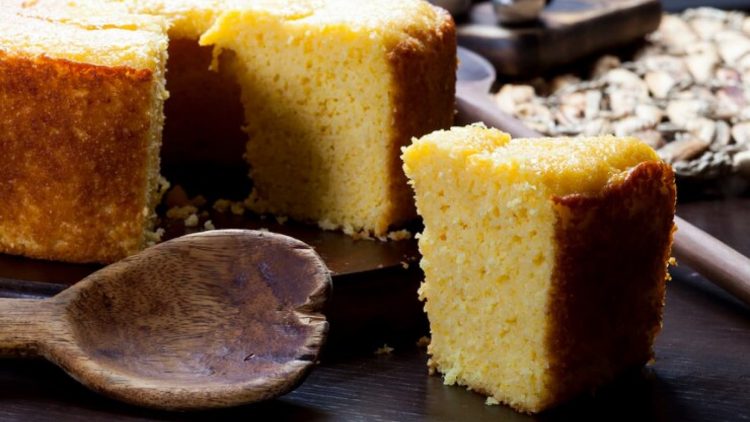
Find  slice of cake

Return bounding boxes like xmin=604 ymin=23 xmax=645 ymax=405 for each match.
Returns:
xmin=402 ymin=126 xmax=676 ymax=413
xmin=2 ymin=0 xmax=455 ymax=263
xmin=200 ymin=0 xmax=456 ymax=236
xmin=0 ymin=12 xmax=169 ymax=263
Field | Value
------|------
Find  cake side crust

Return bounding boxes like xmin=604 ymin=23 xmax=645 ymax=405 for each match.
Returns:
xmin=385 ymin=8 xmax=456 ymax=232
xmin=0 ymin=53 xmax=160 ymax=263
xmin=543 ymin=160 xmax=676 ymax=410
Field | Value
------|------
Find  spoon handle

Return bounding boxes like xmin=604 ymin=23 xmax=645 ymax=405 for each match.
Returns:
xmin=672 ymin=216 xmax=750 ymax=306
xmin=455 ymin=89 xmax=750 ymax=307
xmin=0 ymin=298 xmax=51 ymax=358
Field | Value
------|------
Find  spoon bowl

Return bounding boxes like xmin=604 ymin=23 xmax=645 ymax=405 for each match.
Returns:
xmin=0 ymin=230 xmax=331 ymax=410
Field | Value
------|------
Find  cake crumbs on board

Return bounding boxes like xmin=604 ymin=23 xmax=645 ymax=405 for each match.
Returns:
xmin=387 ymin=229 xmax=413 ymax=241
xmin=230 ymin=202 xmax=246 ymax=215
xmin=165 ymin=185 xmax=204 ymax=209
xmin=374 ymin=344 xmax=394 ymax=355
xmin=212 ymin=199 xmax=246 ymax=215
xmin=144 ymin=228 xmax=165 ymax=247
xmin=666 ymin=256 xmax=678 ymax=281
xmin=485 ymin=397 xmax=500 ymax=406
xmin=183 ymin=213 xmax=199 ymax=227
xmin=166 ymin=205 xmax=198 ymax=220
xmin=416 ymin=336 xmax=430 ymax=348
xmin=213 ymin=199 xmax=231 ymax=212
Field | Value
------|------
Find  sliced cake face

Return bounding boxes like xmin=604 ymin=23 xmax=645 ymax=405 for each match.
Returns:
xmin=402 ymin=126 xmax=675 ymax=413
xmin=1 ymin=0 xmax=456 ymax=263
xmin=0 ymin=14 xmax=168 ymax=263
xmin=200 ymin=0 xmax=456 ymax=236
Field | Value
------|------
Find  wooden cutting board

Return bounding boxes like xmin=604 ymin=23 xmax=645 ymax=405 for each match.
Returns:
xmin=457 ymin=0 xmax=662 ymax=76
xmin=0 ymin=212 xmax=420 ymax=288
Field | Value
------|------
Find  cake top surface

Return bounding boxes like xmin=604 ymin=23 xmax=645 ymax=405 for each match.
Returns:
xmin=111 ymin=0 xmax=446 ymax=40
xmin=250 ymin=0 xmax=443 ymax=29
xmin=404 ymin=125 xmax=662 ymax=197
xmin=198 ymin=0 xmax=447 ymax=43
xmin=0 ymin=12 xmax=167 ymax=70
xmin=6 ymin=0 xmax=168 ymax=32
xmin=3 ymin=0 xmax=451 ymax=89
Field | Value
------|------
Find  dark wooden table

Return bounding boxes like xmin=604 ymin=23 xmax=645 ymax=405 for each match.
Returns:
xmin=3 ymin=1 xmax=749 ymax=419
xmin=0 ymin=195 xmax=748 ymax=421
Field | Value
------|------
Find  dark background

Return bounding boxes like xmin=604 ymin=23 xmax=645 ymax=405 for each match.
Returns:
xmin=662 ymin=0 xmax=750 ymax=11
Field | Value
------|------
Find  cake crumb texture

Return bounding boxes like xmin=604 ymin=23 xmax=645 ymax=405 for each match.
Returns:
xmin=0 ymin=48 xmax=167 ymax=263
xmin=201 ymin=0 xmax=456 ymax=236
xmin=1 ymin=0 xmax=455 ymax=263
xmin=402 ymin=126 xmax=676 ymax=413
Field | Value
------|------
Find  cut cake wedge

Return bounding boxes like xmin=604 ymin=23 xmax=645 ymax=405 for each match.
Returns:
xmin=402 ymin=125 xmax=676 ymax=413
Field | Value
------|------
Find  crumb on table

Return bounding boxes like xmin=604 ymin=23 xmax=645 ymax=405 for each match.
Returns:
xmin=184 ymin=213 xmax=199 ymax=227
xmin=416 ymin=336 xmax=430 ymax=348
xmin=374 ymin=344 xmax=394 ymax=355
xmin=166 ymin=205 xmax=198 ymax=220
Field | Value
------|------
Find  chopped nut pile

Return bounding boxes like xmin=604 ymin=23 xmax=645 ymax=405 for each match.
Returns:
xmin=494 ymin=7 xmax=750 ymax=180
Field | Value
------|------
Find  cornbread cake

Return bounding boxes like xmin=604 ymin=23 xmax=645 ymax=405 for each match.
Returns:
xmin=200 ymin=0 xmax=456 ymax=235
xmin=1 ymin=0 xmax=455 ymax=263
xmin=402 ymin=126 xmax=676 ymax=413
xmin=0 ymin=10 xmax=169 ymax=263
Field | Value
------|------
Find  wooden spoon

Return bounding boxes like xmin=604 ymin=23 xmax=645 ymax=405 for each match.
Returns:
xmin=0 ymin=230 xmax=331 ymax=410
xmin=456 ymin=46 xmax=750 ymax=307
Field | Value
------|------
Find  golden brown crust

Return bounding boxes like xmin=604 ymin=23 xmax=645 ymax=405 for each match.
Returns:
xmin=544 ymin=161 xmax=676 ymax=409
xmin=387 ymin=9 xmax=457 ymax=229
xmin=0 ymin=52 xmax=157 ymax=263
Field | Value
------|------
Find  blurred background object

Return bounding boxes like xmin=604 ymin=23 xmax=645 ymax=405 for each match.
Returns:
xmin=492 ymin=0 xmax=549 ymax=24
xmin=452 ymin=0 xmax=750 ymax=194
xmin=457 ymin=0 xmax=663 ymax=76
xmin=428 ymin=1 xmax=750 ymax=18
xmin=662 ymin=0 xmax=750 ymax=11
xmin=428 ymin=0 xmax=472 ymax=15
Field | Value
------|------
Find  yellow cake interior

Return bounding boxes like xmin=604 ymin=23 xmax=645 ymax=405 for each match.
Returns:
xmin=1 ymin=0 xmax=455 ymax=262
xmin=201 ymin=2 xmax=393 ymax=234
xmin=402 ymin=125 xmax=671 ymax=412
xmin=130 ymin=0 xmax=454 ymax=236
